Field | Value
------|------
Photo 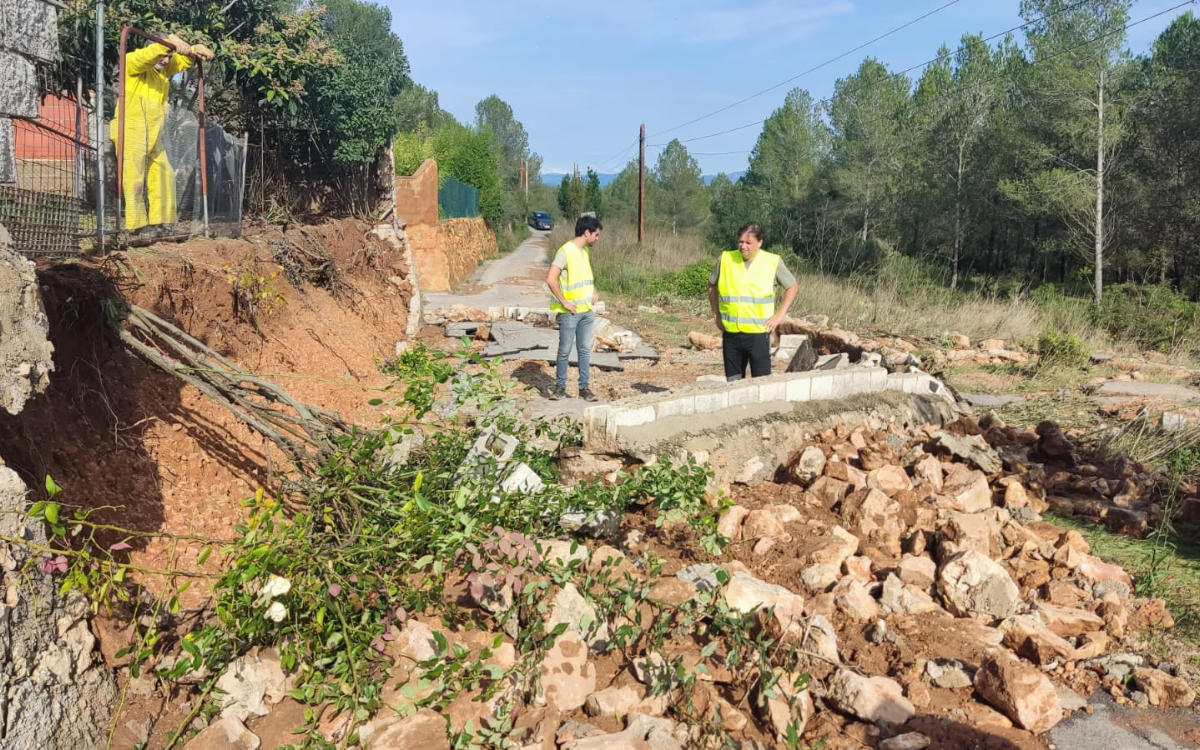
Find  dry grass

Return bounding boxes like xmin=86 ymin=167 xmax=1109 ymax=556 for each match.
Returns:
xmin=789 ymin=270 xmax=1106 ymax=350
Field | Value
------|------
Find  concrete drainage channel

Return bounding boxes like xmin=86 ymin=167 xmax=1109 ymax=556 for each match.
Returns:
xmin=566 ymin=367 xmax=959 ymax=488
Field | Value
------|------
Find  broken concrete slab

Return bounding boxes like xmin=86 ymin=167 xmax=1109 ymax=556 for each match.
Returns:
xmin=1095 ymin=381 xmax=1200 ymax=402
xmin=817 ymin=353 xmax=850 ymax=370
xmin=617 ymin=346 xmax=660 ymax=360
xmin=501 ymin=348 xmax=624 ymax=371
xmin=445 ymin=322 xmax=482 ymax=338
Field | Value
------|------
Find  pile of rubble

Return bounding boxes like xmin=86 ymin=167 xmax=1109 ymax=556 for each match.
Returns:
xmin=188 ymin=412 xmax=1195 ymax=750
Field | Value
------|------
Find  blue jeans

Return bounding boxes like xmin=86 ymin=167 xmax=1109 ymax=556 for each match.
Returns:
xmin=556 ymin=310 xmax=594 ymax=390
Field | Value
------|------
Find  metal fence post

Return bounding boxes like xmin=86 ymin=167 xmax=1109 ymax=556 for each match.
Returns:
xmin=95 ymin=0 xmax=105 ymax=252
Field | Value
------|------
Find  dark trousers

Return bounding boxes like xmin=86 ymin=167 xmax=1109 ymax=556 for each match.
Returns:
xmin=722 ymin=331 xmax=772 ymax=381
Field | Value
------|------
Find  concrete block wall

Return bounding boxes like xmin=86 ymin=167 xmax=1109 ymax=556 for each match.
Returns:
xmin=582 ymin=367 xmax=952 ymax=446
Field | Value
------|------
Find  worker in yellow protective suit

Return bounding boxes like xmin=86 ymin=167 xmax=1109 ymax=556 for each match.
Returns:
xmin=111 ymin=34 xmax=214 ymax=234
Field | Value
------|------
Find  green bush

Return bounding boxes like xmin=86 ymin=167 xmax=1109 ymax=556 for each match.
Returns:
xmin=1038 ymin=329 xmax=1089 ymax=367
xmin=1095 ymin=284 xmax=1200 ymax=354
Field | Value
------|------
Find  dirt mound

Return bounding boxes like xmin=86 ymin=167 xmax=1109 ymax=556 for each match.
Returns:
xmin=0 ymin=219 xmax=413 ymax=600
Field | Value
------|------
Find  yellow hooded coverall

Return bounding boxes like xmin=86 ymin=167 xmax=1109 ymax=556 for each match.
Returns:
xmin=110 ymin=43 xmax=193 ymax=231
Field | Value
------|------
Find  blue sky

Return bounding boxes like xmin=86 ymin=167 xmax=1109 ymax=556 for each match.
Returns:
xmin=388 ymin=0 xmax=1193 ymax=177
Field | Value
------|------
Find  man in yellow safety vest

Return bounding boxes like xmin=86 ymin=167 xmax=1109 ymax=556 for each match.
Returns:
xmin=708 ymin=222 xmax=799 ymax=381
xmin=546 ymin=215 xmax=602 ymax=401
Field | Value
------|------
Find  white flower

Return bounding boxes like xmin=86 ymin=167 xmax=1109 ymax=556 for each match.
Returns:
xmin=260 ymin=575 xmax=292 ymax=599
xmin=264 ymin=601 xmax=288 ymax=622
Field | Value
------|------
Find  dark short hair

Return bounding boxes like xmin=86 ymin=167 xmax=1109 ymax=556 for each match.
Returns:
xmin=737 ymin=222 xmax=765 ymax=242
xmin=575 ymin=215 xmax=603 ymax=236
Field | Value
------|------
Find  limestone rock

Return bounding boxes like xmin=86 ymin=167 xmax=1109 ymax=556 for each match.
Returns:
xmin=974 ymin=649 xmax=1063 ymax=733
xmin=932 ymin=430 xmax=1002 ymax=474
xmin=880 ymin=732 xmax=932 ymax=750
xmin=757 ymin=670 xmax=815 ymax=742
xmin=938 ymin=464 xmax=993 ymax=513
xmin=723 ymin=572 xmax=806 ymax=637
xmin=716 ymin=505 xmax=750 ymax=541
xmin=547 ymin=583 xmax=609 ymax=651
xmin=937 ymin=550 xmax=1019 ymax=620
xmin=1033 ymin=602 xmax=1105 ymax=639
xmin=216 ymin=648 xmax=291 ymax=723
xmin=788 ymin=446 xmax=826 ymax=487
xmin=867 ymin=465 xmax=911 ymax=496
xmin=1132 ymin=668 xmax=1196 ymax=708
xmin=586 ymin=686 xmax=644 ymax=718
xmin=898 ymin=555 xmax=936 ymax=589
xmin=827 ymin=669 xmax=915 ymax=725
xmin=742 ymin=509 xmax=786 ymax=540
xmin=924 ymin=659 xmax=972 ymax=690
xmin=999 ymin=615 xmax=1076 ymax=665
xmin=538 ymin=633 xmax=595 ymax=711
xmin=183 ymin=716 xmax=262 ymax=750
xmin=367 ymin=709 xmax=451 ymax=750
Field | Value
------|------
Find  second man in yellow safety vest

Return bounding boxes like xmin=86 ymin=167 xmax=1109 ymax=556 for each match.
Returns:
xmin=708 ymin=222 xmax=799 ymax=381
xmin=546 ymin=215 xmax=603 ymax=401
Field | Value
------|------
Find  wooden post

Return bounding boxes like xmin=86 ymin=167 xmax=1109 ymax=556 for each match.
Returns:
xmin=637 ymin=124 xmax=645 ymax=243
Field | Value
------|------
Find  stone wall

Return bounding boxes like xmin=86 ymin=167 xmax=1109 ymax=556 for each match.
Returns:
xmin=0 ymin=0 xmax=60 ymax=183
xmin=395 ymin=159 xmax=497 ymax=292
xmin=0 ymin=224 xmax=115 ymax=747
xmin=0 ymin=225 xmax=52 ymax=414
xmin=395 ymin=158 xmax=438 ymax=227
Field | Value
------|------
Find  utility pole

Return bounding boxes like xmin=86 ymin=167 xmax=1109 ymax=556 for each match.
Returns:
xmin=637 ymin=124 xmax=645 ymax=244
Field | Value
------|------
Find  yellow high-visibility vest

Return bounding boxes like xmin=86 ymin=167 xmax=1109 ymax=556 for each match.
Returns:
xmin=717 ymin=249 xmax=779 ymax=333
xmin=550 ymin=242 xmax=594 ymax=314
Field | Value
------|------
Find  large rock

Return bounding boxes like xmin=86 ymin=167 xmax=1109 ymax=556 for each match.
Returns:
xmin=974 ymin=649 xmax=1063 ymax=733
xmin=547 ymin=583 xmax=609 ymax=651
xmin=538 ymin=632 xmax=596 ymax=711
xmin=723 ymin=571 xmax=806 ymax=637
xmin=216 ymin=648 xmax=292 ymax=722
xmin=757 ymin=670 xmax=815 ymax=741
xmin=366 ymin=709 xmax=451 ymax=750
xmin=999 ymin=616 xmax=1076 ymax=665
xmin=183 ymin=716 xmax=261 ymax=750
xmin=1132 ymin=668 xmax=1196 ymax=708
xmin=1033 ymin=602 xmax=1105 ymax=638
xmin=938 ymin=464 xmax=993 ymax=513
xmin=0 ymin=225 xmax=54 ymax=414
xmin=937 ymin=550 xmax=1019 ymax=620
xmin=788 ymin=446 xmax=826 ymax=487
xmin=931 ymin=431 xmax=1003 ymax=474
xmin=827 ymin=669 xmax=915 ymax=725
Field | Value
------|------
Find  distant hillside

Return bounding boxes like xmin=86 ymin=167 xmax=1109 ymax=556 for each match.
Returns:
xmin=541 ymin=171 xmax=745 ymax=188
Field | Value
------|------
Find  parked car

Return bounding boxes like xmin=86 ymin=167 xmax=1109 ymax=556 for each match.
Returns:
xmin=528 ymin=211 xmax=554 ymax=230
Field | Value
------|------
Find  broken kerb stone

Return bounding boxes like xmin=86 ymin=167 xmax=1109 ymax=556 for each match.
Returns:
xmin=444 ymin=321 xmax=481 ymax=338
xmin=457 ymin=427 xmax=519 ymax=484
xmin=816 ymin=353 xmax=850 ymax=370
xmin=559 ymin=508 xmax=621 ymax=541
xmin=499 ymin=462 xmax=545 ymax=495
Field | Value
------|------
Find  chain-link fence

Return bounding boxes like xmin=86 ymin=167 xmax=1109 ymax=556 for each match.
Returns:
xmin=0 ymin=4 xmax=247 ymax=259
xmin=438 ymin=175 xmax=479 ymax=219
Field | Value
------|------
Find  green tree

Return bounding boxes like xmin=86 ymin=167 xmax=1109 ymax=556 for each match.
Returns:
xmin=652 ymin=140 xmax=709 ymax=234
xmin=557 ymin=174 xmax=584 ymax=219
xmin=743 ymin=88 xmax=830 ymax=252
xmin=585 ymin=168 xmax=604 ymax=217
xmin=1017 ymin=0 xmax=1133 ymax=306
xmin=434 ymin=124 xmax=503 ymax=226
xmin=912 ymin=36 xmax=1007 ymax=288
xmin=601 ymin=160 xmax=643 ymax=225
xmin=827 ymin=58 xmax=911 ymax=243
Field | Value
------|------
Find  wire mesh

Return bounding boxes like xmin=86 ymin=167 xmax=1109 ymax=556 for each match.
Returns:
xmin=0 ymin=93 xmax=96 ymax=259
xmin=438 ymin=175 xmax=479 ymax=219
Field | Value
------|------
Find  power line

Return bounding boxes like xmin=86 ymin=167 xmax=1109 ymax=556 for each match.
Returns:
xmin=646 ymin=0 xmax=965 ymax=140
xmin=644 ymin=0 xmax=1191 ymax=152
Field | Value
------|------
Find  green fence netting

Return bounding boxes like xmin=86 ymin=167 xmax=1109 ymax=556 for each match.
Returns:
xmin=438 ymin=176 xmax=478 ymax=219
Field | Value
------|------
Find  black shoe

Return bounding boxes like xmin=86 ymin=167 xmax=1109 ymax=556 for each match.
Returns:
xmin=579 ymin=388 xmax=599 ymax=402
xmin=546 ymin=386 xmax=566 ymax=400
